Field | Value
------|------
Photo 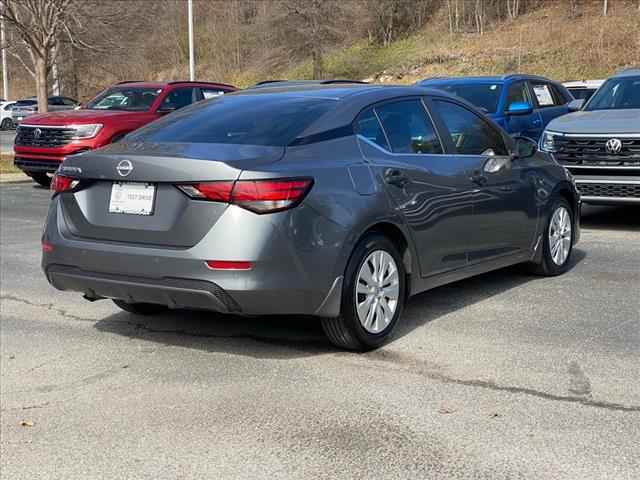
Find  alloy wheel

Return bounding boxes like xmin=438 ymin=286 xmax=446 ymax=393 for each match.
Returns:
xmin=548 ymin=206 xmax=572 ymax=266
xmin=355 ymin=250 xmax=400 ymax=334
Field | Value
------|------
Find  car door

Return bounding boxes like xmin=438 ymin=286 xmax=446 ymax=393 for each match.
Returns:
xmin=356 ymin=98 xmax=482 ymax=276
xmin=502 ymin=80 xmax=543 ymax=139
xmin=429 ymin=98 xmax=537 ymax=263
xmin=529 ymin=81 xmax=569 ymax=134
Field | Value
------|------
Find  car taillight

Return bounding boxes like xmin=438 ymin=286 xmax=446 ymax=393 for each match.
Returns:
xmin=51 ymin=174 xmax=79 ymax=193
xmin=177 ymin=182 xmax=234 ymax=202
xmin=177 ymin=178 xmax=313 ymax=214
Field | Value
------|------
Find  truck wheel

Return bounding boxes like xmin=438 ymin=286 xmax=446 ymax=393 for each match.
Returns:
xmin=29 ymin=172 xmax=51 ymax=188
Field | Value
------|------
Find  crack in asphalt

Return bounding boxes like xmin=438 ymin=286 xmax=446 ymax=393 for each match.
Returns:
xmin=0 ymin=295 xmax=94 ymax=322
xmin=4 ymin=295 xmax=638 ymax=414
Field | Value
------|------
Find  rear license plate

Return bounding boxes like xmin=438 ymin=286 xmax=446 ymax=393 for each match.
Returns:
xmin=109 ymin=182 xmax=156 ymax=215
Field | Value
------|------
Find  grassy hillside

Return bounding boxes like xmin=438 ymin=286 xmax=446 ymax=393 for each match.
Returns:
xmin=238 ymin=2 xmax=640 ymax=87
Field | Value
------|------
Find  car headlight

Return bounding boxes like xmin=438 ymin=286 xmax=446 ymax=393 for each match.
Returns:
xmin=70 ymin=124 xmax=103 ymax=139
xmin=540 ymin=130 xmax=561 ymax=153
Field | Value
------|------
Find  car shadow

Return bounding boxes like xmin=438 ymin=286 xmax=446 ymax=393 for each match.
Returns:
xmin=94 ymin=249 xmax=586 ymax=359
xmin=580 ymin=205 xmax=639 ymax=232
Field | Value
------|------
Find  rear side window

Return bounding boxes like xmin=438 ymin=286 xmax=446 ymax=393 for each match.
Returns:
xmin=432 ymin=99 xmax=508 ymax=156
xmin=160 ymin=87 xmax=197 ymax=110
xmin=375 ymin=99 xmax=443 ymax=154
xmin=128 ymin=95 xmax=337 ymax=146
xmin=531 ymin=82 xmax=558 ymax=107
xmin=354 ymin=107 xmax=389 ymax=150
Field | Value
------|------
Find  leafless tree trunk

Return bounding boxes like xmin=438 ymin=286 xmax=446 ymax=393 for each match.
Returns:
xmin=603 ymin=0 xmax=608 ymax=16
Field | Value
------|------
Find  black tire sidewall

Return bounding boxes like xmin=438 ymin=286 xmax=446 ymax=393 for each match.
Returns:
xmin=341 ymin=234 xmax=406 ymax=349
xmin=542 ymin=198 xmax=574 ymax=275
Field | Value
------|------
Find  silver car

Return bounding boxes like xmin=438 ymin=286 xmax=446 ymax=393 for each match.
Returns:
xmin=12 ymin=96 xmax=78 ymax=124
xmin=42 ymin=85 xmax=580 ymax=350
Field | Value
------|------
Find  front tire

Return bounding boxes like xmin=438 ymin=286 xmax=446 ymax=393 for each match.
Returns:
xmin=0 ymin=118 xmax=12 ymax=130
xmin=528 ymin=197 xmax=574 ymax=276
xmin=113 ymin=299 xmax=167 ymax=315
xmin=321 ymin=233 xmax=406 ymax=351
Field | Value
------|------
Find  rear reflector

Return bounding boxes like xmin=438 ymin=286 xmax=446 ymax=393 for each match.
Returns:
xmin=42 ymin=241 xmax=54 ymax=253
xmin=51 ymin=174 xmax=78 ymax=193
xmin=206 ymin=260 xmax=253 ymax=270
xmin=177 ymin=178 xmax=313 ymax=214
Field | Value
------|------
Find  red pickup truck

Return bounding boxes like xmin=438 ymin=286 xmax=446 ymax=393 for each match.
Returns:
xmin=14 ymin=80 xmax=237 ymax=186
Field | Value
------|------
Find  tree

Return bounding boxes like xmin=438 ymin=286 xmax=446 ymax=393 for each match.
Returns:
xmin=0 ymin=0 xmax=72 ymax=113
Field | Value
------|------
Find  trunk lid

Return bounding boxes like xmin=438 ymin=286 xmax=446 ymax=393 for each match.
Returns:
xmin=58 ymin=142 xmax=285 ymax=248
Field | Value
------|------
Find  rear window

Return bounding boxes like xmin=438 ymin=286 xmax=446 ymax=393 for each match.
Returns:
xmin=128 ymin=95 xmax=337 ymax=146
xmin=433 ymin=83 xmax=502 ymax=114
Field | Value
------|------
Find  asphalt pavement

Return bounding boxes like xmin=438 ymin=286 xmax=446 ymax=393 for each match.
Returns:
xmin=1 ymin=182 xmax=639 ymax=479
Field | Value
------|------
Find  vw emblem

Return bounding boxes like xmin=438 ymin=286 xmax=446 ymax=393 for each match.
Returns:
xmin=33 ymin=128 xmax=42 ymax=139
xmin=605 ymin=138 xmax=623 ymax=155
xmin=116 ymin=159 xmax=133 ymax=177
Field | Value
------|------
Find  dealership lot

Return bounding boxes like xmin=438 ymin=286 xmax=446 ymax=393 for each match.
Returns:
xmin=1 ymin=182 xmax=638 ymax=479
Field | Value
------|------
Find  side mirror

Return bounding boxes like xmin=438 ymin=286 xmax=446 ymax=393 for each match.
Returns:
xmin=568 ymin=99 xmax=585 ymax=112
xmin=512 ymin=136 xmax=538 ymax=159
xmin=507 ymin=102 xmax=534 ymax=116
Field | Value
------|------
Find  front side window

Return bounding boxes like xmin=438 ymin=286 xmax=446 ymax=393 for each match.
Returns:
xmin=436 ymin=83 xmax=502 ymax=114
xmin=531 ymin=82 xmax=558 ymax=107
xmin=585 ymin=76 xmax=640 ymax=111
xmin=85 ymin=87 xmax=162 ymax=111
xmin=354 ymin=107 xmax=389 ymax=150
xmin=505 ymin=81 xmax=531 ymax=109
xmin=160 ymin=87 xmax=197 ymax=111
xmin=375 ymin=99 xmax=443 ymax=154
xmin=128 ymin=94 xmax=337 ymax=146
xmin=432 ymin=99 xmax=508 ymax=156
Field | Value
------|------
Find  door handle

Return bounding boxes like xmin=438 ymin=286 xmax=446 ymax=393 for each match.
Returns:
xmin=384 ymin=168 xmax=409 ymax=187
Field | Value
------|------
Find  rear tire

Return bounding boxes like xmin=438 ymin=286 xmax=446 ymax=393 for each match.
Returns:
xmin=113 ymin=299 xmax=167 ymax=315
xmin=528 ymin=197 xmax=574 ymax=276
xmin=321 ymin=233 xmax=406 ymax=351
xmin=1 ymin=118 xmax=12 ymax=130
xmin=29 ymin=172 xmax=51 ymax=188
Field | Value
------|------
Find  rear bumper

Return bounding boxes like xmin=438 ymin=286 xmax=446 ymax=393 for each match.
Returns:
xmin=42 ymin=197 xmax=346 ymax=317
xmin=46 ymin=265 xmax=242 ymax=313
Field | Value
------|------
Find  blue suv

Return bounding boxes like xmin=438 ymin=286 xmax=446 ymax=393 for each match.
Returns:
xmin=416 ymin=74 xmax=573 ymax=141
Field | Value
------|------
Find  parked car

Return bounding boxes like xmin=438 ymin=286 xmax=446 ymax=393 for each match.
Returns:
xmin=14 ymin=81 xmax=236 ymax=187
xmin=11 ymin=96 xmax=78 ymax=125
xmin=0 ymin=101 xmax=16 ymax=130
xmin=42 ymin=84 xmax=580 ymax=351
xmin=541 ymin=68 xmax=640 ymax=205
xmin=416 ymin=74 xmax=573 ymax=142
xmin=563 ymin=79 xmax=604 ymax=101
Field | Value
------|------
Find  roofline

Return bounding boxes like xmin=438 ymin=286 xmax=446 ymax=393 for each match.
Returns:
xmin=114 ymin=80 xmax=236 ymax=89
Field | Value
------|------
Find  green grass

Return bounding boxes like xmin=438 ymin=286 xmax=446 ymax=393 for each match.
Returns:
xmin=0 ymin=154 xmax=20 ymax=174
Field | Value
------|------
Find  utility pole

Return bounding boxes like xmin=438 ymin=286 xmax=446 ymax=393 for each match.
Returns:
xmin=188 ymin=0 xmax=195 ymax=81
xmin=0 ymin=0 xmax=8 ymax=100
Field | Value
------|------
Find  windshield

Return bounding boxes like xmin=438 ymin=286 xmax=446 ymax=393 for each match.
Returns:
xmin=585 ymin=77 xmax=640 ymax=111
xmin=127 ymin=94 xmax=337 ymax=146
xmin=85 ymin=87 xmax=162 ymax=111
xmin=433 ymin=83 xmax=502 ymax=114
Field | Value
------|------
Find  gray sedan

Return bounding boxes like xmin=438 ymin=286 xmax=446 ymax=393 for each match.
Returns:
xmin=42 ymin=84 xmax=580 ymax=350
